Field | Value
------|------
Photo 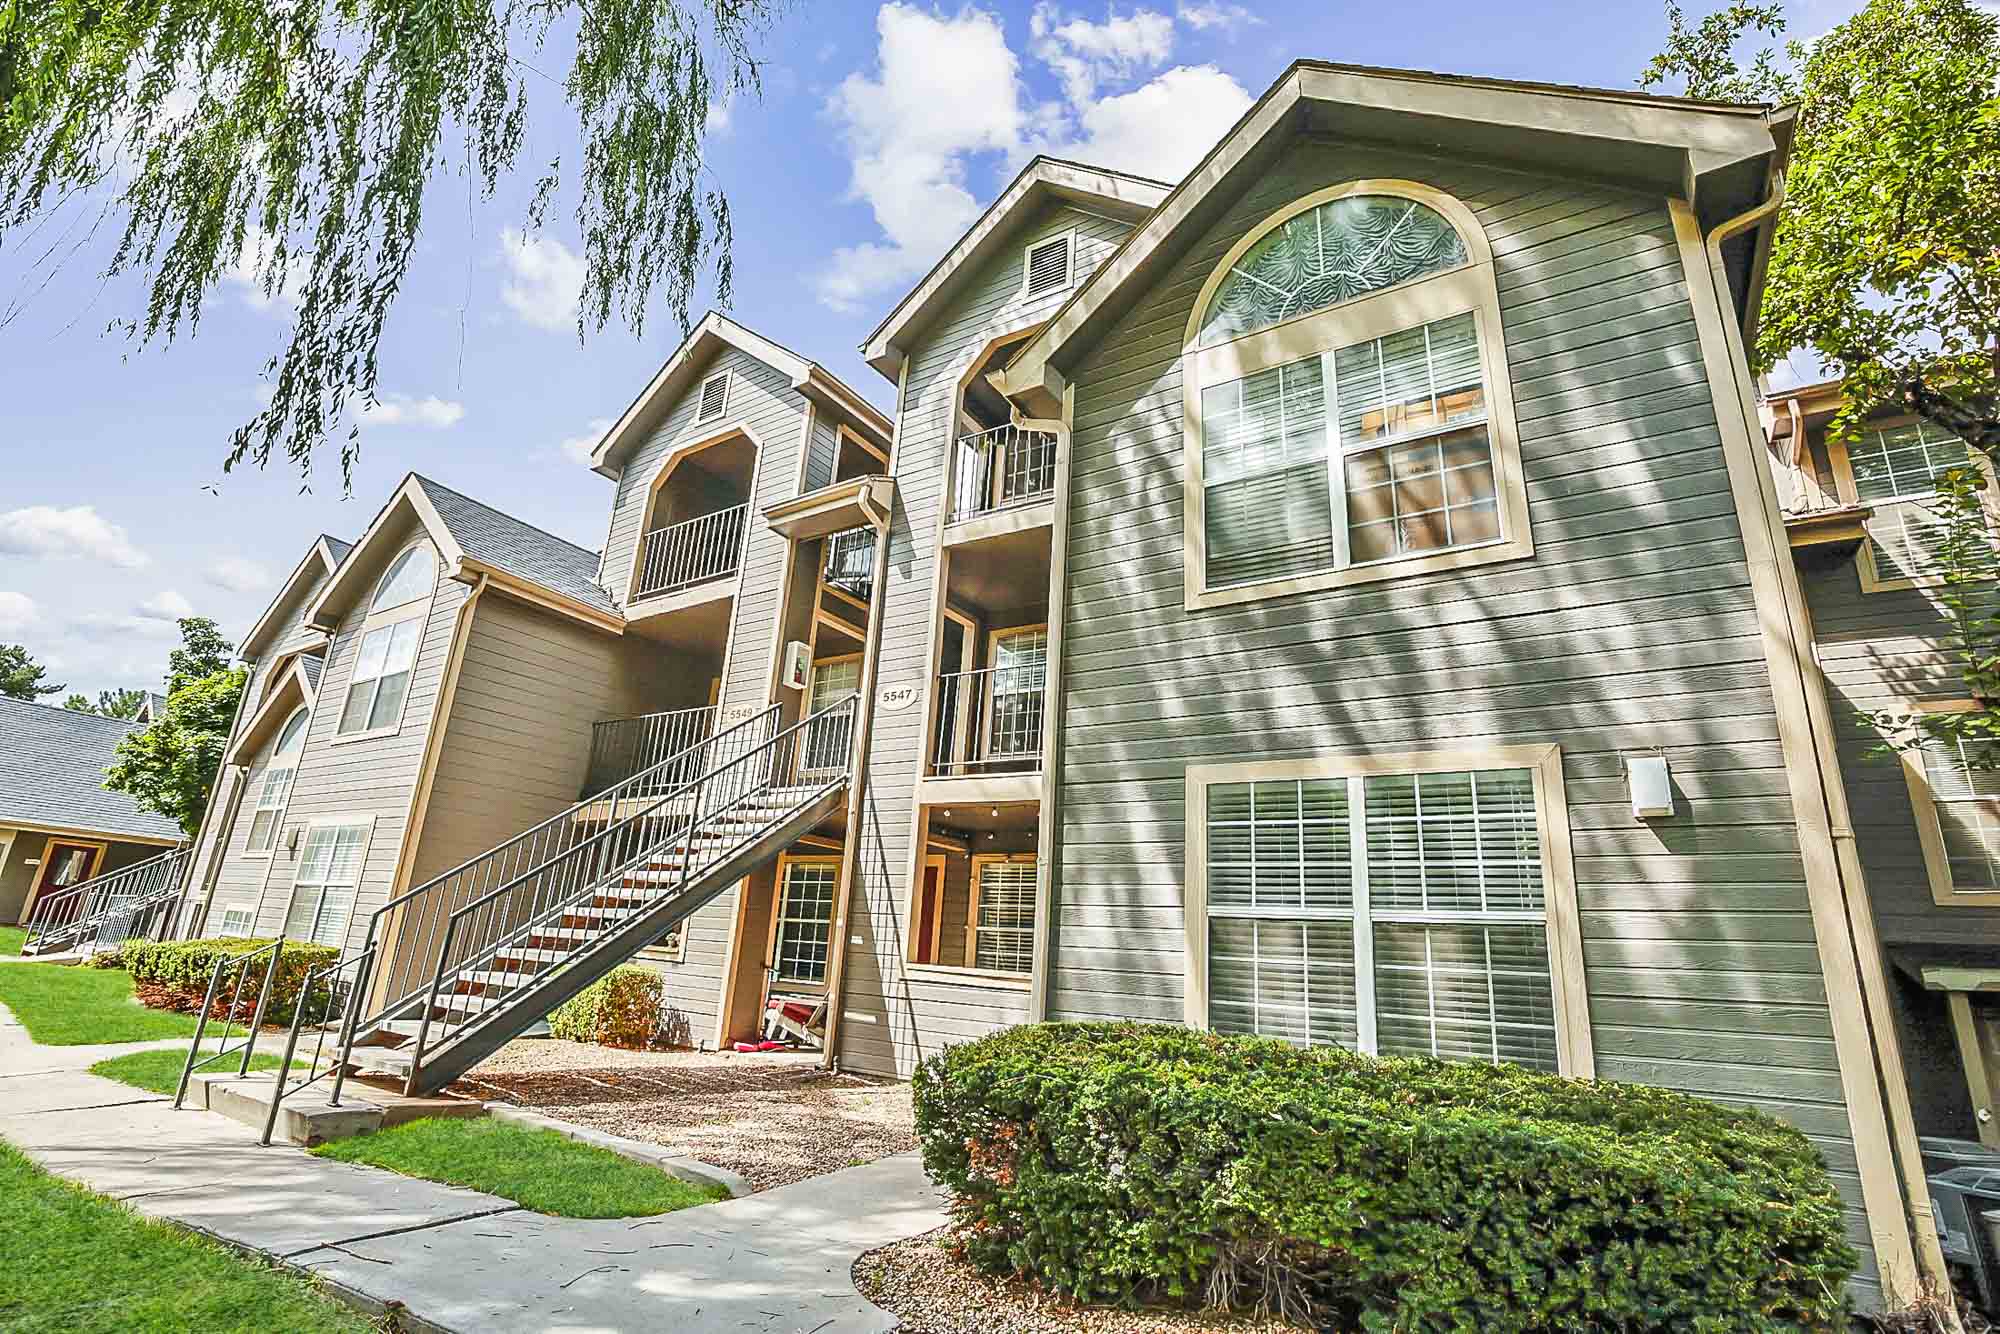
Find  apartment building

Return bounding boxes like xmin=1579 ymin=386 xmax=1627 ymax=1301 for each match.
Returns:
xmin=169 ymin=61 xmax=1955 ymax=1304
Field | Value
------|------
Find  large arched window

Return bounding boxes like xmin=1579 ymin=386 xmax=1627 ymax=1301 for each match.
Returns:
xmin=339 ymin=540 xmax=434 ymax=737
xmin=370 ymin=543 xmax=435 ymax=613
xmin=1182 ymin=181 xmax=1532 ymax=608
xmin=246 ymin=708 xmax=308 ymax=853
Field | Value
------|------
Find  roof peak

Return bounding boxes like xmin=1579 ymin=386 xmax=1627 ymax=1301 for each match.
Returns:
xmin=407 ymin=474 xmax=600 ymax=561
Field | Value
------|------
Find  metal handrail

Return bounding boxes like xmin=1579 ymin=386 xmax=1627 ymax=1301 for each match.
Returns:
xmin=584 ymin=705 xmax=715 ymax=797
xmin=400 ymin=694 xmax=859 ymax=1085
xmin=823 ymin=526 xmax=875 ymax=602
xmin=950 ymin=423 xmax=1057 ymax=524
xmin=930 ymin=663 xmax=1047 ymax=776
xmin=355 ymin=702 xmax=784 ymax=1020
xmin=261 ymin=943 xmax=376 ymax=1143
xmin=22 ymin=844 xmax=191 ymax=956
xmin=172 ymin=938 xmax=285 ymax=1109
xmin=634 ymin=503 xmax=748 ymax=599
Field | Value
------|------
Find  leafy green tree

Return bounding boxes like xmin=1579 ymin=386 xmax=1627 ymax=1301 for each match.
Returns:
xmin=0 ymin=644 xmax=63 ymax=700
xmin=62 ymin=688 xmax=148 ymax=718
xmin=0 ymin=0 xmax=778 ymax=489
xmin=103 ymin=619 xmax=244 ymax=834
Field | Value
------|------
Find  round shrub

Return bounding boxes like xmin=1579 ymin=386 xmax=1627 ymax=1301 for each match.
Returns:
xmin=121 ymin=937 xmax=337 ymax=1026
xmin=547 ymin=965 xmax=662 ymax=1047
xmin=912 ymin=1023 xmax=1856 ymax=1329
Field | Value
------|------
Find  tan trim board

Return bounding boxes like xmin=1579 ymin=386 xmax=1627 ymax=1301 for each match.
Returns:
xmin=942 ymin=500 xmax=1055 ymax=549
xmin=1898 ymin=727 xmax=2000 ymax=908
xmin=241 ymin=536 xmax=345 ymax=659
xmin=0 ymin=818 xmax=177 ymax=849
xmin=384 ymin=573 xmax=488 ymax=912
xmin=916 ymin=774 xmax=1044 ymax=808
xmin=1947 ymin=993 xmax=2000 ymax=1150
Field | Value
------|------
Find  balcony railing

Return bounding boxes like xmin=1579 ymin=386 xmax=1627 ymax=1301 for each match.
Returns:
xmin=583 ymin=705 xmax=716 ymax=797
xmin=929 ymin=665 xmax=1046 ymax=777
xmin=950 ymin=423 xmax=1056 ymax=525
xmin=634 ymin=504 xmax=748 ymax=600
xmin=822 ymin=526 xmax=875 ymax=604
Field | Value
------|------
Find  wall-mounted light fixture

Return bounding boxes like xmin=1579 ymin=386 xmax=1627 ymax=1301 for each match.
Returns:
xmin=1625 ymin=751 xmax=1674 ymax=820
xmin=286 ymin=826 xmax=302 ymax=857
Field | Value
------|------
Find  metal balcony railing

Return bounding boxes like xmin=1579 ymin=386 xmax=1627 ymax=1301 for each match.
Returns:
xmin=929 ymin=665 xmax=1047 ymax=776
xmin=950 ymin=423 xmax=1057 ymax=524
xmin=634 ymin=503 xmax=748 ymax=600
xmin=822 ymin=526 xmax=875 ymax=603
xmin=584 ymin=706 xmax=716 ymax=797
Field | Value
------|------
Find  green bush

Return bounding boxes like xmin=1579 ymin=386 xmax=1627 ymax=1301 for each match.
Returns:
xmin=913 ymin=1023 xmax=1856 ymax=1330
xmin=547 ymin=966 xmax=661 ymax=1048
xmin=122 ymin=937 xmax=338 ymax=1027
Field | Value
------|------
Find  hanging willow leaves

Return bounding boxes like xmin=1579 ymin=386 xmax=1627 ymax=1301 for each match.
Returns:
xmin=0 ymin=0 xmax=777 ymax=488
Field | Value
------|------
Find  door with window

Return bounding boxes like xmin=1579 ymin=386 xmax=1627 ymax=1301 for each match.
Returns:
xmin=984 ymin=627 xmax=1047 ymax=767
xmin=770 ymin=857 xmax=838 ymax=989
xmin=282 ymin=822 xmax=371 ymax=949
xmin=25 ymin=840 xmax=101 ymax=926
xmin=800 ymin=657 xmax=860 ymax=777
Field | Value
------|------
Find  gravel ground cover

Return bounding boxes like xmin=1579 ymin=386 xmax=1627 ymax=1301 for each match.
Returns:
xmin=457 ymin=1038 xmax=916 ymax=1191
xmin=853 ymin=1230 xmax=1302 ymax=1334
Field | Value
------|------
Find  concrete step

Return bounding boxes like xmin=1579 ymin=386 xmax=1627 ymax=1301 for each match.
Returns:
xmin=189 ymin=1070 xmax=483 ymax=1145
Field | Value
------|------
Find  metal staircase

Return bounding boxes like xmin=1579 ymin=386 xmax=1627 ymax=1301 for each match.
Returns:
xmin=275 ymin=695 xmax=859 ymax=1102
xmin=21 ymin=844 xmax=192 ymax=957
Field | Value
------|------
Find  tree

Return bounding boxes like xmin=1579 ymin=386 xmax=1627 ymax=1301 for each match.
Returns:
xmin=0 ymin=0 xmax=778 ymax=490
xmin=63 ymin=688 xmax=147 ymax=718
xmin=0 ymin=643 xmax=63 ymax=700
xmin=103 ymin=619 xmax=243 ymax=835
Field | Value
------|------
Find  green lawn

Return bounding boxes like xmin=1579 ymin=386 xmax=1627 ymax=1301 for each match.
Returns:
xmin=89 ymin=1046 xmax=289 ymax=1096
xmin=0 ymin=1138 xmax=368 ymax=1332
xmin=0 ymin=925 xmax=25 ymax=956
xmin=311 ymin=1116 xmax=727 ymax=1218
xmin=0 ymin=964 xmax=201 ymax=1046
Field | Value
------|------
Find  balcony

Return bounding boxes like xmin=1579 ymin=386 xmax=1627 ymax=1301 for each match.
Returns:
xmin=929 ymin=664 xmax=1046 ymax=781
xmin=583 ymin=705 xmax=715 ymax=797
xmin=823 ymin=526 xmax=875 ymax=605
xmin=950 ymin=424 xmax=1056 ymax=528
xmin=634 ymin=504 xmax=747 ymax=602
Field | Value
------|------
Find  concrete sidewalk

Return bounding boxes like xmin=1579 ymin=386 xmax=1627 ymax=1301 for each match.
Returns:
xmin=0 ymin=998 xmax=948 ymax=1332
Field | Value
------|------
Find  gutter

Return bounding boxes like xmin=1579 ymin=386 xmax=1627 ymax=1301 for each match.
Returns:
xmin=1700 ymin=185 xmax=1954 ymax=1305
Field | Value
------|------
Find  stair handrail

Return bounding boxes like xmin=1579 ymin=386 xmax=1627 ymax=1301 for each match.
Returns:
xmin=400 ymin=694 xmax=860 ymax=1083
xmin=22 ymin=843 xmax=192 ymax=955
xmin=259 ymin=942 xmax=377 ymax=1144
xmin=171 ymin=937 xmax=286 ymax=1109
xmin=353 ymin=702 xmax=783 ymax=1015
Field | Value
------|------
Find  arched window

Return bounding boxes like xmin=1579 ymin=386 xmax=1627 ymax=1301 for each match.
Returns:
xmin=1182 ymin=181 xmax=1531 ymax=607
xmin=246 ymin=708 xmax=307 ymax=853
xmin=370 ymin=543 xmax=435 ymax=613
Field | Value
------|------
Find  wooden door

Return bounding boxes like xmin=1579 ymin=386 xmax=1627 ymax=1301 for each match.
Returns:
xmin=25 ymin=840 xmax=102 ymax=926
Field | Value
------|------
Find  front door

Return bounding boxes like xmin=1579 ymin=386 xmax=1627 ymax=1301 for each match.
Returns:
xmin=25 ymin=841 xmax=101 ymax=926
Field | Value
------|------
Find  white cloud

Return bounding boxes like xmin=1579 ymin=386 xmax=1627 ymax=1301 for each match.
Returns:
xmin=225 ymin=241 xmax=305 ymax=312
xmin=0 ymin=591 xmax=39 ymax=634
xmin=0 ymin=504 xmax=149 ymax=569
xmin=1030 ymin=4 xmax=1174 ymax=103
xmin=706 ymin=94 xmax=735 ymax=135
xmin=1177 ymin=2 xmax=1259 ymax=32
xmin=354 ymin=394 xmax=465 ymax=431
xmin=818 ymin=4 xmax=1028 ymax=312
xmin=205 ymin=555 xmax=274 ymax=594
xmin=135 ymin=589 xmax=196 ymax=623
xmin=556 ymin=417 xmax=614 ymax=467
xmin=499 ymin=227 xmax=585 ymax=333
xmin=1049 ymin=64 xmax=1252 ymax=183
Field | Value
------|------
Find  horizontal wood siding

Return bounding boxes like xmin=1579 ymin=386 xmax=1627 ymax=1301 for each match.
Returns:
xmin=838 ymin=202 xmax=1132 ymax=1079
xmin=803 ymin=411 xmax=838 ymax=492
xmin=1055 ymin=139 xmax=1876 ymax=1279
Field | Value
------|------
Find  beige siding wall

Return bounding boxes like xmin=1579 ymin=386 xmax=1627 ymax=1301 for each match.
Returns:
xmin=837 ymin=203 xmax=1133 ymax=1078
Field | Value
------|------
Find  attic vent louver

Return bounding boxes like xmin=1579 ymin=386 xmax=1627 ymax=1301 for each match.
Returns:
xmin=1023 ymin=234 xmax=1072 ymax=299
xmin=696 ymin=372 xmax=729 ymax=424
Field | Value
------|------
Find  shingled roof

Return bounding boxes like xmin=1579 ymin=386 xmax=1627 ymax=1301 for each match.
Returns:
xmin=0 ymin=697 xmax=183 ymax=843
xmin=411 ymin=476 xmax=618 ymax=617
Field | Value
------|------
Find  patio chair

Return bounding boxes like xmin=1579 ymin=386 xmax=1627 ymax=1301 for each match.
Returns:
xmin=762 ymin=994 xmax=827 ymax=1048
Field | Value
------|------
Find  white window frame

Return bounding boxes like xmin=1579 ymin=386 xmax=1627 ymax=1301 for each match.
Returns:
xmin=1020 ymin=229 xmax=1076 ymax=300
xmin=768 ymin=854 xmax=839 ymax=987
xmin=368 ymin=542 xmax=436 ymax=616
xmin=243 ymin=707 xmax=310 ymax=858
xmin=218 ymin=907 xmax=255 ymax=937
xmin=1181 ymin=180 xmax=1532 ymax=611
xmin=1826 ymin=416 xmax=1998 ymax=594
xmin=333 ymin=541 xmax=435 ymax=744
xmin=694 ymin=370 xmax=731 ymax=426
xmin=982 ymin=623 xmax=1048 ymax=764
xmin=967 ymin=852 xmax=1038 ymax=976
xmin=1184 ymin=744 xmax=1593 ymax=1077
xmin=1900 ymin=699 xmax=2000 ymax=907
xmin=281 ymin=816 xmax=375 ymax=950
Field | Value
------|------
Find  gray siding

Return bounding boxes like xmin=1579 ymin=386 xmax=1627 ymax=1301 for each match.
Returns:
xmin=837 ymin=202 xmax=1133 ymax=1079
xmin=1054 ymin=140 xmax=1875 ymax=1279
xmin=802 ymin=409 xmax=838 ymax=493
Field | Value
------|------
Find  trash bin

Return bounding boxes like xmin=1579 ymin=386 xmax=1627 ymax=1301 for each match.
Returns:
xmin=1924 ymin=1135 xmax=2000 ymax=1176
xmin=1930 ymin=1166 xmax=2000 ymax=1312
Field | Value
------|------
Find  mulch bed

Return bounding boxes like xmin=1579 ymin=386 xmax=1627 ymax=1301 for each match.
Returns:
xmin=852 ymin=1229 xmax=1302 ymax=1334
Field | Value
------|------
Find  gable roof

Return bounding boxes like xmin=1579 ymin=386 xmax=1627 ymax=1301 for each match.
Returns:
xmin=240 ymin=534 xmax=352 ymax=660
xmin=225 ymin=653 xmax=318 ymax=767
xmin=859 ymin=156 xmax=1171 ymax=383
xmin=994 ymin=61 xmax=1794 ymax=416
xmin=0 ymin=697 xmax=183 ymax=844
xmin=308 ymin=474 xmax=622 ymax=634
xmin=590 ymin=313 xmax=893 ymax=479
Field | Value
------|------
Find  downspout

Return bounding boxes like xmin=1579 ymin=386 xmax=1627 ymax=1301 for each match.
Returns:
xmin=819 ymin=518 xmax=895 ymax=1071
xmin=1701 ymin=187 xmax=1953 ymax=1300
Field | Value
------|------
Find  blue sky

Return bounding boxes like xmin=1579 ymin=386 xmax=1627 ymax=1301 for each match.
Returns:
xmin=0 ymin=0 xmax=1853 ymax=700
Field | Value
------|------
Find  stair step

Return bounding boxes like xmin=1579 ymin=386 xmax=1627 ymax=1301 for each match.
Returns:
xmin=456 ymin=969 xmax=538 ymax=994
xmin=493 ymin=946 xmax=571 ymax=966
xmin=344 ymin=1046 xmax=415 ymax=1078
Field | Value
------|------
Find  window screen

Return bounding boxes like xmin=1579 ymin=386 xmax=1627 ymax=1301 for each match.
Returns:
xmin=1849 ymin=420 xmax=1983 ymax=583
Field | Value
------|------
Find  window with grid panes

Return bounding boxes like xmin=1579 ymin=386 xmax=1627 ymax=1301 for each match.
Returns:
xmin=1204 ymin=767 xmax=1559 ymax=1071
xmin=774 ymin=860 xmax=837 ymax=984
xmin=283 ymin=822 xmax=368 ymax=948
xmin=1848 ymin=419 xmax=1987 ymax=583
xmin=246 ymin=709 xmax=307 ymax=852
xmin=973 ymin=856 xmax=1036 ymax=973
xmin=1921 ymin=734 xmax=2000 ymax=892
xmin=987 ymin=628 xmax=1047 ymax=760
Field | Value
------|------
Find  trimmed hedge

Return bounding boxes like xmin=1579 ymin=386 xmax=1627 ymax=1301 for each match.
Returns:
xmin=121 ymin=938 xmax=338 ymax=1027
xmin=547 ymin=966 xmax=662 ymax=1048
xmin=913 ymin=1023 xmax=1856 ymax=1330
